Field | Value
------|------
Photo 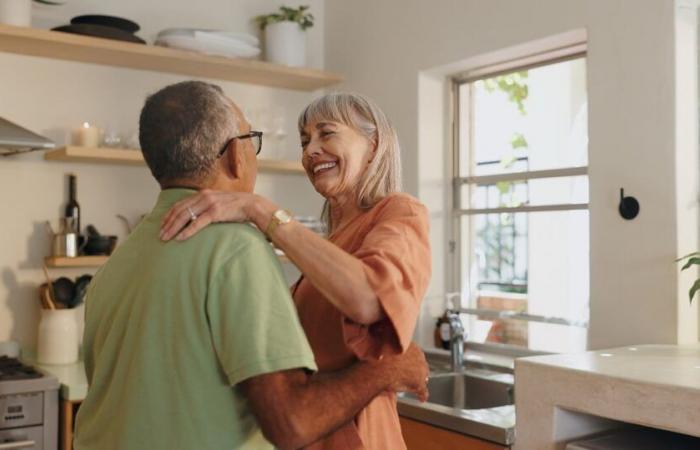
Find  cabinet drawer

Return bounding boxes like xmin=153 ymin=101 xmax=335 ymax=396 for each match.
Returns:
xmin=400 ymin=417 xmax=508 ymax=450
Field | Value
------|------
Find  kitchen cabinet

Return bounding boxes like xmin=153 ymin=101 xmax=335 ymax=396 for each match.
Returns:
xmin=400 ymin=417 xmax=509 ymax=450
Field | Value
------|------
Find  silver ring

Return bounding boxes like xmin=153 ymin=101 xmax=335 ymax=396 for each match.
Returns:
xmin=187 ymin=206 xmax=197 ymax=221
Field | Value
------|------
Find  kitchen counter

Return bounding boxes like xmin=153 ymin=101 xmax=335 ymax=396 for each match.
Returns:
xmin=514 ymin=344 xmax=700 ymax=449
xmin=24 ymin=354 xmax=87 ymax=402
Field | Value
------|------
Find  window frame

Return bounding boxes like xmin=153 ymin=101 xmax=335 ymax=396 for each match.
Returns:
xmin=449 ymin=45 xmax=590 ymax=333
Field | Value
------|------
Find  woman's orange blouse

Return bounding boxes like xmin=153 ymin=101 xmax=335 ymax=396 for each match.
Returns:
xmin=293 ymin=193 xmax=431 ymax=450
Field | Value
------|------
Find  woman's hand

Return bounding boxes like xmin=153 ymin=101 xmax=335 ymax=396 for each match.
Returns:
xmin=160 ymin=190 xmax=256 ymax=241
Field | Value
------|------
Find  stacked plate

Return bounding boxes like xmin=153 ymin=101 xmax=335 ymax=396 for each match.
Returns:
xmin=52 ymin=15 xmax=145 ymax=44
xmin=155 ymin=28 xmax=261 ymax=59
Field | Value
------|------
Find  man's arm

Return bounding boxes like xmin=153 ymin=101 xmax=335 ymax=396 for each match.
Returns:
xmin=241 ymin=343 xmax=428 ymax=450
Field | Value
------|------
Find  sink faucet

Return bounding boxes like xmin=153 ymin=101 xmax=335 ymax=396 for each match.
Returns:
xmin=446 ymin=309 xmax=465 ymax=372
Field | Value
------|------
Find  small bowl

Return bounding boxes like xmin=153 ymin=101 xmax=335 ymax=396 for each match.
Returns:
xmin=84 ymin=235 xmax=118 ymax=255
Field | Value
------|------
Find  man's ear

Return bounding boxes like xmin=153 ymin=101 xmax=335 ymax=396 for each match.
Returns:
xmin=225 ymin=139 xmax=244 ymax=180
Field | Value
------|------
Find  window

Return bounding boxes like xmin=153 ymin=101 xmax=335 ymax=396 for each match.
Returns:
xmin=452 ymin=47 xmax=589 ymax=353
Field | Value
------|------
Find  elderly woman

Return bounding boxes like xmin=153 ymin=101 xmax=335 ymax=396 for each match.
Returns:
xmin=160 ymin=93 xmax=431 ymax=449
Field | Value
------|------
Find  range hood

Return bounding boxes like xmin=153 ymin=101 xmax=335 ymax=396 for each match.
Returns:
xmin=0 ymin=116 xmax=55 ymax=156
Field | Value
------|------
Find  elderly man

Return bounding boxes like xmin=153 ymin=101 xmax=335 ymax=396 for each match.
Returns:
xmin=72 ymin=81 xmax=428 ymax=450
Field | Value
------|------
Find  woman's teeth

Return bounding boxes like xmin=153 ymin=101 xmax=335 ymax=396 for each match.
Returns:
xmin=313 ymin=162 xmax=337 ymax=174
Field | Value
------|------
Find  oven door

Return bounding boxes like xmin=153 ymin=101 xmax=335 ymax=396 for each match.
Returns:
xmin=0 ymin=426 xmax=43 ymax=450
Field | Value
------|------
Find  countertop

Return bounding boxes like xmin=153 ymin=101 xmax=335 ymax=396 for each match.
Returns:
xmin=513 ymin=344 xmax=700 ymax=449
xmin=24 ymin=354 xmax=87 ymax=402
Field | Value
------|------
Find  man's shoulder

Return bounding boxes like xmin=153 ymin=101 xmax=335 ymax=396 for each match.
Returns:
xmin=204 ymin=222 xmax=276 ymax=262
xmin=205 ymin=222 xmax=267 ymax=245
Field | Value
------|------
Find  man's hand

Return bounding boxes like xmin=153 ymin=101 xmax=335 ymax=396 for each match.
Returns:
xmin=382 ymin=343 xmax=429 ymax=402
xmin=242 ymin=343 xmax=429 ymax=449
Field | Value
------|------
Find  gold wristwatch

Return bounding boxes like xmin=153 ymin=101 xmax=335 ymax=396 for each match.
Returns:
xmin=265 ymin=209 xmax=293 ymax=237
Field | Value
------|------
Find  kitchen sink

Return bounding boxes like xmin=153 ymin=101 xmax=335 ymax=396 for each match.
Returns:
xmin=421 ymin=372 xmax=513 ymax=409
xmin=397 ymin=351 xmax=516 ymax=445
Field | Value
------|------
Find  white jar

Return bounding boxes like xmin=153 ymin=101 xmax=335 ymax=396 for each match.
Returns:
xmin=0 ymin=0 xmax=32 ymax=27
xmin=37 ymin=309 xmax=79 ymax=365
xmin=264 ymin=21 xmax=306 ymax=67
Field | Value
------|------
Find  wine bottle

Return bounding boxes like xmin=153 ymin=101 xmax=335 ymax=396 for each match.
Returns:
xmin=65 ymin=174 xmax=80 ymax=236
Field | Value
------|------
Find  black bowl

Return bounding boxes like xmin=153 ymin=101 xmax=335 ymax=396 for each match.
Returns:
xmin=70 ymin=15 xmax=140 ymax=33
xmin=84 ymin=235 xmax=118 ymax=255
xmin=52 ymin=24 xmax=145 ymax=44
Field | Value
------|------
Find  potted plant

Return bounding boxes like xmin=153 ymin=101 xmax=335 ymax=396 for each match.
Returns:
xmin=0 ymin=0 xmax=62 ymax=27
xmin=677 ymin=252 xmax=700 ymax=303
xmin=255 ymin=5 xmax=314 ymax=67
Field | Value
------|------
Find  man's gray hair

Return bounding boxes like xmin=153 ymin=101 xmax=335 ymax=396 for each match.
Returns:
xmin=139 ymin=81 xmax=238 ymax=184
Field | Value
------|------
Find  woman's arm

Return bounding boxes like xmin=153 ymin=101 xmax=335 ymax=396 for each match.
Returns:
xmin=249 ymin=195 xmax=385 ymax=325
xmin=160 ymin=191 xmax=384 ymax=324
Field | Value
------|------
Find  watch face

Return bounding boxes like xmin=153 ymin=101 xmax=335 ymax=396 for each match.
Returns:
xmin=275 ymin=209 xmax=293 ymax=224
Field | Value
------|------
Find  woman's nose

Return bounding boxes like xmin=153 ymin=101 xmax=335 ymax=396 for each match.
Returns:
xmin=304 ymin=139 xmax=323 ymax=157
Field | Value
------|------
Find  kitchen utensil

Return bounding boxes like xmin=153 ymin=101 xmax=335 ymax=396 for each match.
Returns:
xmin=84 ymin=235 xmax=118 ymax=255
xmin=40 ymin=263 xmax=56 ymax=310
xmin=52 ymin=23 xmax=146 ymax=44
xmin=47 ymin=217 xmax=84 ymax=257
xmin=38 ymin=283 xmax=62 ymax=310
xmin=84 ymin=224 xmax=118 ymax=255
xmin=71 ymin=274 xmax=92 ymax=308
xmin=70 ymin=14 xmax=140 ymax=33
xmin=52 ymin=277 xmax=75 ymax=308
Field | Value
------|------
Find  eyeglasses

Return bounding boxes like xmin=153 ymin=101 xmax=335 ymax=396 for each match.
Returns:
xmin=218 ymin=131 xmax=263 ymax=157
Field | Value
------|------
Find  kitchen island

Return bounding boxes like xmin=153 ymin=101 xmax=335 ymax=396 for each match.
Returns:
xmin=514 ymin=344 xmax=700 ymax=449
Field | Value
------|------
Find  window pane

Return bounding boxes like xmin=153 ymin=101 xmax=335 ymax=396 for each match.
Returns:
xmin=459 ymin=209 xmax=590 ymax=353
xmin=460 ymin=312 xmax=588 ymax=353
xmin=460 ymin=175 xmax=589 ymax=210
xmin=458 ymin=58 xmax=588 ymax=177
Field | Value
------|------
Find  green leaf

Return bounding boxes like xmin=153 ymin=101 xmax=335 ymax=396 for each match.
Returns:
xmin=676 ymin=251 xmax=700 ymax=262
xmin=681 ymin=257 xmax=700 ymax=271
xmin=496 ymin=181 xmax=512 ymax=195
xmin=510 ymin=133 xmax=528 ymax=150
xmin=689 ymin=278 xmax=700 ymax=303
xmin=255 ymin=5 xmax=314 ymax=30
xmin=500 ymin=154 xmax=518 ymax=168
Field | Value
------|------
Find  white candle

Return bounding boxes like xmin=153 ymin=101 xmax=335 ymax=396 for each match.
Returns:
xmin=75 ymin=122 xmax=100 ymax=148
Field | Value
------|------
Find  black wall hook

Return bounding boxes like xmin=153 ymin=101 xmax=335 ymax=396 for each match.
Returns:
xmin=619 ymin=188 xmax=640 ymax=220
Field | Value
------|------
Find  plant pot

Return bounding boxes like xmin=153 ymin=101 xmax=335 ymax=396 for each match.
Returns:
xmin=0 ymin=0 xmax=31 ymax=26
xmin=264 ymin=21 xmax=306 ymax=67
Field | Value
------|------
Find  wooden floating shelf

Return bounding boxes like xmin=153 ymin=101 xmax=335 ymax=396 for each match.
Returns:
xmin=45 ymin=255 xmax=109 ymax=268
xmin=45 ymin=146 xmax=306 ymax=174
xmin=0 ymin=24 xmax=342 ymax=91
xmin=45 ymin=146 xmax=144 ymax=165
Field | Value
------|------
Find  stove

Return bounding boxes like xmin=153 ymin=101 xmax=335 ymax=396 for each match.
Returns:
xmin=0 ymin=356 xmax=59 ymax=450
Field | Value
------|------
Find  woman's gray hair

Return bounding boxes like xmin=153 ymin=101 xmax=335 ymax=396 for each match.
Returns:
xmin=139 ymin=81 xmax=238 ymax=184
xmin=298 ymin=92 xmax=402 ymax=229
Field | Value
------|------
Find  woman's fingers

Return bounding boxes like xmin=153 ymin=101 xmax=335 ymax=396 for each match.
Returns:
xmin=161 ymin=194 xmax=212 ymax=240
xmin=160 ymin=191 xmax=250 ymax=241
xmin=175 ymin=211 xmax=213 ymax=241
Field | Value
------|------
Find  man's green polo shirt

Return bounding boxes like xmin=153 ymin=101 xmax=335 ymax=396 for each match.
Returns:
xmin=73 ymin=189 xmax=317 ymax=450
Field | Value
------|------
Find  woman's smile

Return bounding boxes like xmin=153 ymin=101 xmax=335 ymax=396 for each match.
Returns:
xmin=312 ymin=160 xmax=339 ymax=178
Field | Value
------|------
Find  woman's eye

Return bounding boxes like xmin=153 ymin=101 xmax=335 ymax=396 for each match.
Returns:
xmin=320 ymin=130 xmax=335 ymax=138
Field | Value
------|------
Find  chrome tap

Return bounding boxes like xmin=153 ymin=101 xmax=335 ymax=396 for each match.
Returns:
xmin=446 ymin=309 xmax=465 ymax=372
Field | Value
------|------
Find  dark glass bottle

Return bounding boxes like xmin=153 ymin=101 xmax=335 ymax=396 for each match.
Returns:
xmin=65 ymin=174 xmax=80 ymax=235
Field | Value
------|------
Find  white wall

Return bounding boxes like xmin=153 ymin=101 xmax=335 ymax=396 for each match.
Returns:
xmin=325 ymin=0 xmax=699 ymax=350
xmin=0 ymin=0 xmax=326 ymax=349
